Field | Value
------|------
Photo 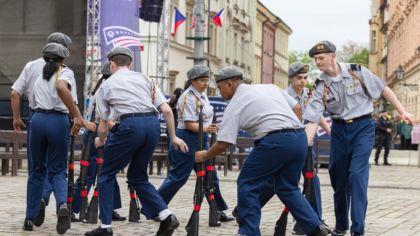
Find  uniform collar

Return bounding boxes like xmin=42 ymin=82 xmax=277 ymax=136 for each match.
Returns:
xmin=188 ymin=85 xmax=205 ymax=99
xmin=287 ymin=86 xmax=307 ymax=99
xmin=319 ymin=62 xmax=351 ymax=86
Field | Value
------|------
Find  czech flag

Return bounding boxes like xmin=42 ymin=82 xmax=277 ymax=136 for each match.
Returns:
xmin=213 ymin=8 xmax=224 ymax=27
xmin=171 ymin=8 xmax=186 ymax=36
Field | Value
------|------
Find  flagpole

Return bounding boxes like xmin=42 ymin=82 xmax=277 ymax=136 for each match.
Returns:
xmin=193 ymin=0 xmax=205 ymax=66
xmin=207 ymin=0 xmax=210 ymax=69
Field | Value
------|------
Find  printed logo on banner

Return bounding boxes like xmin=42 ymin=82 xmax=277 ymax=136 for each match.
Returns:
xmin=103 ymin=26 xmax=141 ymax=47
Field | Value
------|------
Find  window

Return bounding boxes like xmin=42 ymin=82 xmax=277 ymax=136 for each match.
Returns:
xmin=371 ymin=30 xmax=377 ymax=53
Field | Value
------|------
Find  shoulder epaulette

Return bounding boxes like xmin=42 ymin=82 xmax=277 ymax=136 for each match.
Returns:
xmin=180 ymin=90 xmax=200 ymax=116
xmin=314 ymin=79 xmax=323 ymax=88
xmin=350 ymin=63 xmax=362 ymax=71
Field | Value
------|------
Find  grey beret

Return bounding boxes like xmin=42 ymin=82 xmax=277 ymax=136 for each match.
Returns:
xmin=309 ymin=40 xmax=336 ymax=57
xmin=187 ymin=65 xmax=209 ymax=80
xmin=101 ymin=62 xmax=111 ymax=76
xmin=214 ymin=66 xmax=243 ymax=82
xmin=42 ymin=43 xmax=70 ymax=58
xmin=47 ymin=32 xmax=72 ymax=46
xmin=288 ymin=62 xmax=309 ymax=78
xmin=107 ymin=46 xmax=134 ymax=61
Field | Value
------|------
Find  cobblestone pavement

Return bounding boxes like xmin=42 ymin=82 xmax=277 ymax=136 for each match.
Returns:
xmin=1 ymin=164 xmax=420 ymax=236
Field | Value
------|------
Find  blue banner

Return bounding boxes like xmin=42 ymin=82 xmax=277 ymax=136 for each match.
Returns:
xmin=100 ymin=0 xmax=141 ymax=72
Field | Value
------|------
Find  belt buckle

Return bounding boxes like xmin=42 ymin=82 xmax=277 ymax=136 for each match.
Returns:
xmin=345 ymin=119 xmax=353 ymax=124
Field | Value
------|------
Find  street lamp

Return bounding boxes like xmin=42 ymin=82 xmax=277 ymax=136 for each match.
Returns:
xmin=396 ymin=64 xmax=418 ymax=91
xmin=396 ymin=64 xmax=404 ymax=80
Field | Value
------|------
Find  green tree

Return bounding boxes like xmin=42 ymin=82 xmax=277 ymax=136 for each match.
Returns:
xmin=347 ymin=48 xmax=369 ymax=67
xmin=337 ymin=41 xmax=369 ymax=66
xmin=288 ymin=51 xmax=319 ymax=86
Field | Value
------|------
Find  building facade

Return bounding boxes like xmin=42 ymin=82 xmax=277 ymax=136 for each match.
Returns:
xmin=0 ymin=0 xmax=86 ymax=100
xmin=254 ymin=1 xmax=291 ymax=88
xmin=385 ymin=0 xmax=420 ymax=118
xmin=140 ymin=0 xmax=256 ymax=95
xmin=369 ymin=0 xmax=388 ymax=112
xmin=369 ymin=0 xmax=387 ymax=79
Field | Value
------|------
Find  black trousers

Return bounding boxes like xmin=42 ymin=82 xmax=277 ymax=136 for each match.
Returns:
xmin=375 ymin=134 xmax=392 ymax=163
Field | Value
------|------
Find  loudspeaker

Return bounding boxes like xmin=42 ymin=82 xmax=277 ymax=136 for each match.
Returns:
xmin=140 ymin=0 xmax=164 ymax=23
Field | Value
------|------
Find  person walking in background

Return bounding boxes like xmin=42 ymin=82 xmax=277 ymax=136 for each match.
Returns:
xmin=400 ymin=120 xmax=413 ymax=150
xmin=374 ymin=110 xmax=393 ymax=166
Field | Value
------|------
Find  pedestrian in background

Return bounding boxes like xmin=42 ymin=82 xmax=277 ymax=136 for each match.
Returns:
xmin=374 ymin=110 xmax=393 ymax=165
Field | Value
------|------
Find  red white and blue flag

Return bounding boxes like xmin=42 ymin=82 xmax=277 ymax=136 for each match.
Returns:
xmin=103 ymin=26 xmax=141 ymax=48
xmin=171 ymin=8 xmax=186 ymax=36
xmin=213 ymin=8 xmax=224 ymax=27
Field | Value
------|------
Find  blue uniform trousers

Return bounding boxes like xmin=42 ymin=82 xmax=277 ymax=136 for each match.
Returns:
xmin=27 ymin=111 xmax=54 ymax=206
xmin=26 ymin=112 xmax=70 ymax=219
xmin=259 ymin=135 xmax=322 ymax=220
xmin=329 ymin=117 xmax=374 ymax=235
xmin=98 ymin=116 xmax=167 ymax=224
xmin=156 ymin=129 xmax=228 ymax=213
xmin=72 ymin=130 xmax=122 ymax=214
xmin=237 ymin=131 xmax=320 ymax=236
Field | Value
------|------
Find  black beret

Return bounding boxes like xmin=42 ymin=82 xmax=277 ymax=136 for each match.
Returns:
xmin=309 ymin=40 xmax=336 ymax=57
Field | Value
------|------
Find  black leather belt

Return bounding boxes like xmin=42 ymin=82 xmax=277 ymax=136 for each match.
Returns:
xmin=255 ymin=128 xmax=305 ymax=145
xmin=332 ymin=114 xmax=371 ymax=124
xmin=267 ymin=128 xmax=305 ymax=136
xmin=35 ymin=108 xmax=67 ymax=115
xmin=120 ymin=112 xmax=158 ymax=120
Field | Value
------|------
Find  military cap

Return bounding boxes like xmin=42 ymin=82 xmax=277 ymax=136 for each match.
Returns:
xmin=309 ymin=40 xmax=336 ymax=57
xmin=42 ymin=43 xmax=70 ymax=58
xmin=47 ymin=32 xmax=72 ymax=47
xmin=288 ymin=62 xmax=309 ymax=78
xmin=107 ymin=46 xmax=134 ymax=61
xmin=214 ymin=65 xmax=243 ymax=82
xmin=101 ymin=62 xmax=111 ymax=76
xmin=187 ymin=65 xmax=210 ymax=80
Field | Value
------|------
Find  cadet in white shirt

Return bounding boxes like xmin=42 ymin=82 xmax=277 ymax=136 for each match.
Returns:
xmin=71 ymin=62 xmax=125 ymax=222
xmin=304 ymin=40 xmax=415 ymax=236
xmin=195 ymin=66 xmax=328 ymax=236
xmin=11 ymin=32 xmax=72 ymax=228
xmin=258 ymin=62 xmax=331 ymax=235
xmin=24 ymin=43 xmax=83 ymax=234
xmin=85 ymin=46 xmax=188 ymax=236
xmin=156 ymin=65 xmax=233 ymax=225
